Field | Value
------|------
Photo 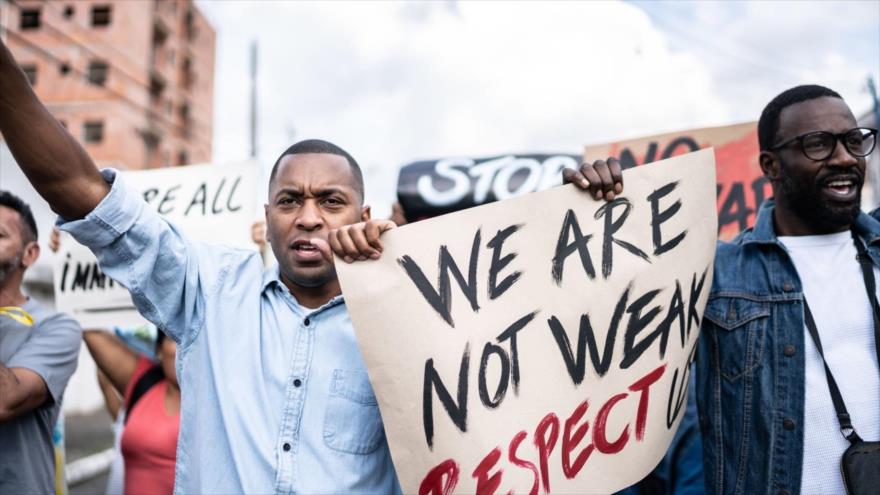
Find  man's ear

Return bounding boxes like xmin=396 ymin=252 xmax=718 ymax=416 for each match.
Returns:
xmin=759 ymin=151 xmax=782 ymax=181
xmin=263 ymin=204 xmax=271 ymax=244
xmin=21 ymin=241 xmax=40 ymax=268
xmin=360 ymin=205 xmax=371 ymax=222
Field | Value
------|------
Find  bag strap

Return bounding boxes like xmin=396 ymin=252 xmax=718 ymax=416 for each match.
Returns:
xmin=851 ymin=229 xmax=880 ymax=369
xmin=802 ymin=300 xmax=863 ymax=444
xmin=800 ymin=229 xmax=880 ymax=445
xmin=124 ymin=364 xmax=165 ymax=425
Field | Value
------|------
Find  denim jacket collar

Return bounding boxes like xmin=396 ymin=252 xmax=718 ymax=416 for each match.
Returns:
xmin=743 ymin=197 xmax=880 ymax=247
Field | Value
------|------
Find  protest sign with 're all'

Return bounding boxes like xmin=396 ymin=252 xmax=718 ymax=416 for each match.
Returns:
xmin=338 ymin=149 xmax=717 ymax=494
xmin=52 ymin=161 xmax=261 ymax=329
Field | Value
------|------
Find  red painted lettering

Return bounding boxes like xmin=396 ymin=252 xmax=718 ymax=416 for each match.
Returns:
xmin=509 ymin=431 xmax=539 ymax=495
xmin=593 ymin=393 xmax=630 ymax=454
xmin=628 ymin=364 xmax=666 ymax=441
xmin=420 ymin=458 xmax=460 ymax=495
xmin=533 ymin=412 xmax=560 ymax=493
xmin=473 ymin=447 xmax=504 ymax=495
xmin=561 ymin=399 xmax=594 ymax=479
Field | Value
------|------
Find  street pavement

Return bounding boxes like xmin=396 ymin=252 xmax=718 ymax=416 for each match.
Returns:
xmin=66 ymin=410 xmax=113 ymax=495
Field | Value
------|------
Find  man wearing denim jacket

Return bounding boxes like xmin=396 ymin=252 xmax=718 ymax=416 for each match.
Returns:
xmin=696 ymin=85 xmax=880 ymax=495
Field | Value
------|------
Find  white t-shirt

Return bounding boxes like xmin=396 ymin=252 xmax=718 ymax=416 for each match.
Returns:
xmin=778 ymin=231 xmax=880 ymax=495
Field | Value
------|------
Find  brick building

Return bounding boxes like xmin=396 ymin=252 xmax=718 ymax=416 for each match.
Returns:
xmin=0 ymin=0 xmax=215 ymax=169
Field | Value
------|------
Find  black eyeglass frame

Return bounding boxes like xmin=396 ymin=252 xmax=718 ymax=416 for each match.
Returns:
xmin=769 ymin=127 xmax=878 ymax=162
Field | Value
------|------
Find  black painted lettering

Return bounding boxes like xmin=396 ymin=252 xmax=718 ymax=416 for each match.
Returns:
xmin=660 ymin=137 xmax=700 ymax=159
xmin=142 ymin=188 xmax=159 ymax=205
xmin=423 ymin=343 xmax=470 ymax=448
xmin=620 ymin=288 xmax=664 ymax=369
xmin=157 ymin=185 xmax=181 ymax=215
xmin=648 ymin=181 xmax=687 ymax=256
xmin=226 ymin=176 xmax=243 ymax=212
xmin=60 ymin=253 xmax=71 ymax=292
xmin=185 ymin=183 xmax=208 ymax=216
xmin=495 ymin=311 xmax=538 ymax=394
xmin=211 ymin=178 xmax=227 ymax=214
xmin=687 ymin=268 xmax=708 ymax=335
xmin=547 ymin=285 xmax=630 ymax=383
xmin=487 ymin=224 xmax=523 ymax=300
xmin=478 ymin=342 xmax=510 ymax=409
xmin=398 ymin=229 xmax=482 ymax=327
xmin=72 ymin=263 xmax=91 ymax=291
xmin=595 ymin=199 xmax=649 ymax=279
xmin=717 ymin=182 xmax=752 ymax=233
xmin=551 ymin=209 xmax=595 ymax=285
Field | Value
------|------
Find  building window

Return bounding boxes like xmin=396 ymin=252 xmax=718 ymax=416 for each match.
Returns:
xmin=20 ymin=9 xmax=41 ymax=29
xmin=63 ymin=6 xmax=75 ymax=19
xmin=59 ymin=63 xmax=71 ymax=76
xmin=21 ymin=64 xmax=37 ymax=85
xmin=177 ymin=150 xmax=189 ymax=166
xmin=184 ymin=9 xmax=196 ymax=40
xmin=87 ymin=60 xmax=108 ymax=86
xmin=83 ymin=121 xmax=104 ymax=143
xmin=91 ymin=5 xmax=112 ymax=27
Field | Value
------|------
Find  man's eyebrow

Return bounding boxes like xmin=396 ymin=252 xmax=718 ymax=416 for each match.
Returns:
xmin=274 ymin=186 xmax=351 ymax=198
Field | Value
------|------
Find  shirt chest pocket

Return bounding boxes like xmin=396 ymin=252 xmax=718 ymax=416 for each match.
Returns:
xmin=703 ymin=296 xmax=771 ymax=381
xmin=323 ymin=369 xmax=385 ymax=454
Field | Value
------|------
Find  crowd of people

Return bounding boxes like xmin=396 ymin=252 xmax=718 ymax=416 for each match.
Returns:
xmin=1 ymin=33 xmax=878 ymax=495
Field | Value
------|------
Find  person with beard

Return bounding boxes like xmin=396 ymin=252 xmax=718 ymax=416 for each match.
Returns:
xmin=0 ymin=39 xmax=400 ymax=493
xmin=0 ymin=190 xmax=81 ymax=494
xmin=695 ymin=85 xmax=879 ymax=494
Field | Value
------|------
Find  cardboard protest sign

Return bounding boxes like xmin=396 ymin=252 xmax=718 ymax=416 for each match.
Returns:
xmin=53 ymin=161 xmax=260 ymax=328
xmin=338 ymin=149 xmax=717 ymax=494
xmin=584 ymin=122 xmax=763 ymax=240
xmin=397 ymin=154 xmax=582 ymax=221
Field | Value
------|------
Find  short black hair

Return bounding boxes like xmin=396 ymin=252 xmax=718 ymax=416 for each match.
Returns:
xmin=0 ymin=190 xmax=38 ymax=243
xmin=758 ymin=84 xmax=843 ymax=151
xmin=268 ymin=139 xmax=364 ymax=201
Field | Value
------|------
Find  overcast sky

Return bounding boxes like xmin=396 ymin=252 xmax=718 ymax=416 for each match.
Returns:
xmin=197 ymin=0 xmax=880 ymax=217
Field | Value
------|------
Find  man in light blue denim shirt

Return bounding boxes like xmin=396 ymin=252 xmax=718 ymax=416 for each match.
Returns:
xmin=0 ymin=38 xmax=401 ymax=494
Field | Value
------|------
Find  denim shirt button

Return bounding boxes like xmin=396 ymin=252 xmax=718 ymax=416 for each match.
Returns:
xmin=783 ymin=418 xmax=796 ymax=430
xmin=782 ymin=282 xmax=794 ymax=291
xmin=283 ymin=443 xmax=291 ymax=452
xmin=304 ymin=317 xmax=311 ymax=326
xmin=783 ymin=344 xmax=796 ymax=357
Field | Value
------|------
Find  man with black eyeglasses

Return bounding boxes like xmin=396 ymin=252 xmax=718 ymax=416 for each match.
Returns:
xmin=695 ymin=85 xmax=879 ymax=495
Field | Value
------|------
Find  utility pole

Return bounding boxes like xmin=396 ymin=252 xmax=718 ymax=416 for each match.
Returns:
xmin=249 ymin=40 xmax=258 ymax=159
xmin=866 ymin=75 xmax=880 ymax=207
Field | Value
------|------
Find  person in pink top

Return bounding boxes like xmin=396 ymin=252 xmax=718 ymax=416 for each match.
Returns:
xmin=83 ymin=330 xmax=179 ymax=495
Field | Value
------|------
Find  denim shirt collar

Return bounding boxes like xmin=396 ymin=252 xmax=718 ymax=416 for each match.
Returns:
xmin=261 ymin=265 xmax=345 ymax=314
xmin=744 ymin=198 xmax=880 ymax=247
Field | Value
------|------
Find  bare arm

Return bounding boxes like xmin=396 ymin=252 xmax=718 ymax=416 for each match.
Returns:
xmin=96 ymin=369 xmax=122 ymax=420
xmin=0 ymin=37 xmax=109 ymax=219
xmin=0 ymin=363 xmax=49 ymax=423
xmin=82 ymin=330 xmax=139 ymax=397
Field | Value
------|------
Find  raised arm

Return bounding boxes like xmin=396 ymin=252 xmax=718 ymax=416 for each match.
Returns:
xmin=82 ymin=330 xmax=139 ymax=397
xmin=0 ymin=37 xmax=108 ymax=219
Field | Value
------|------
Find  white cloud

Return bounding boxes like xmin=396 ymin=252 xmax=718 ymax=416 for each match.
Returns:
xmin=198 ymin=0 xmax=878 ymax=216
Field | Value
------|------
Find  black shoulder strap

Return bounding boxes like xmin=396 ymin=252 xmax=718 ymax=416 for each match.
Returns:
xmin=800 ymin=229 xmax=880 ymax=445
xmin=851 ymin=230 xmax=880 ymax=368
xmin=802 ymin=300 xmax=862 ymax=444
xmin=124 ymin=364 xmax=165 ymax=425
